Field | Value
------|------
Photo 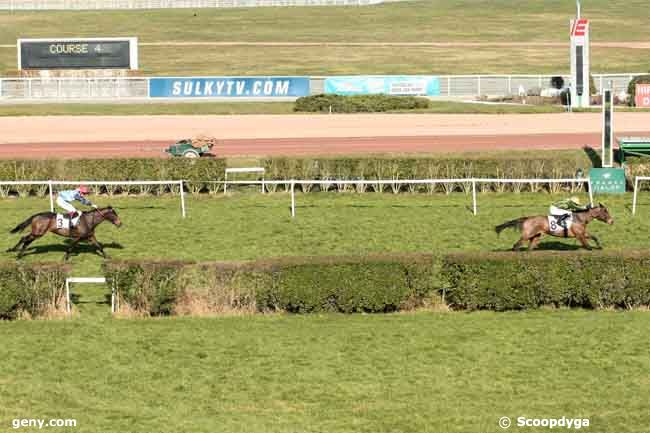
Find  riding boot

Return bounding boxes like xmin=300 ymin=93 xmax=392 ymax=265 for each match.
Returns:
xmin=68 ymin=211 xmax=78 ymax=219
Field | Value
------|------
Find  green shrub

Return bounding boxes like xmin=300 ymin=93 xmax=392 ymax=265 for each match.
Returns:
xmin=260 ymin=153 xmax=592 ymax=193
xmin=294 ymin=94 xmax=430 ymax=113
xmin=443 ymin=252 xmax=650 ymax=310
xmin=0 ymin=263 xmax=69 ymax=319
xmin=104 ymin=261 xmax=186 ymax=315
xmin=106 ymin=251 xmax=650 ymax=316
xmin=0 ymin=158 xmax=226 ymax=196
xmin=627 ymin=74 xmax=650 ymax=106
xmin=105 ymin=254 xmax=442 ymax=315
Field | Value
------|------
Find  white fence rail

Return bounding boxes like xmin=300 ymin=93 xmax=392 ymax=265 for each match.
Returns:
xmin=632 ymin=176 xmax=650 ymax=216
xmin=65 ymin=277 xmax=106 ymax=314
xmin=0 ymin=74 xmax=641 ymax=101
xmin=0 ymin=0 xmax=381 ymax=9
xmin=0 ymin=180 xmax=187 ymax=217
xmin=220 ymin=177 xmax=592 ymax=218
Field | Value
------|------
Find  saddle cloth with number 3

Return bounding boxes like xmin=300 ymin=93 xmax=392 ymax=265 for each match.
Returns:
xmin=55 ymin=213 xmax=80 ymax=229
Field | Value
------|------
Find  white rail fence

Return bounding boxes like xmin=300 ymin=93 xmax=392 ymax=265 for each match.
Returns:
xmin=0 ymin=0 xmax=381 ymax=9
xmin=0 ymin=74 xmax=641 ymax=100
xmin=220 ymin=177 xmax=593 ymax=218
xmin=0 ymin=180 xmax=186 ymax=217
xmin=632 ymin=176 xmax=650 ymax=216
xmin=65 ymin=277 xmax=106 ymax=314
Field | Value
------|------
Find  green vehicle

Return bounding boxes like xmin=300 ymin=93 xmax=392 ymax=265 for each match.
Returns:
xmin=164 ymin=138 xmax=215 ymax=158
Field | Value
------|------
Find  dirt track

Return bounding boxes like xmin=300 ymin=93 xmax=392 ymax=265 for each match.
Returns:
xmin=1 ymin=113 xmax=649 ymax=158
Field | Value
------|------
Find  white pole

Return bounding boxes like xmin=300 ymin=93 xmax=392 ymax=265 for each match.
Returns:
xmin=261 ymin=175 xmax=265 ymax=194
xmin=179 ymin=180 xmax=186 ymax=218
xmin=588 ymin=179 xmax=594 ymax=206
xmin=48 ymin=180 xmax=54 ymax=212
xmin=633 ymin=177 xmax=639 ymax=215
xmin=472 ymin=179 xmax=477 ymax=215
xmin=65 ymin=279 xmax=71 ymax=314
xmin=291 ymin=180 xmax=295 ymax=218
xmin=224 ymin=172 xmax=227 ymax=194
xmin=111 ymin=284 xmax=115 ymax=313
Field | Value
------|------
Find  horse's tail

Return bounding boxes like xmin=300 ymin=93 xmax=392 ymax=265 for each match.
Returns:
xmin=9 ymin=212 xmax=51 ymax=234
xmin=10 ymin=216 xmax=35 ymax=234
xmin=495 ymin=218 xmax=527 ymax=236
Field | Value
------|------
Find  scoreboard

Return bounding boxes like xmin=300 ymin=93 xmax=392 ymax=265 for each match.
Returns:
xmin=18 ymin=38 xmax=138 ymax=70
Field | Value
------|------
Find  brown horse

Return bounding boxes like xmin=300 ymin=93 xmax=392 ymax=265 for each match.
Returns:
xmin=495 ymin=204 xmax=613 ymax=251
xmin=7 ymin=207 xmax=122 ymax=260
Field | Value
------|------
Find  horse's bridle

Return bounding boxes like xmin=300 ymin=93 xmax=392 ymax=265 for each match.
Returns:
xmin=90 ymin=207 xmax=107 ymax=226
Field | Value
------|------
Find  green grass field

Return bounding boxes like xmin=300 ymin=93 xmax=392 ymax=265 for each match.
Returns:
xmin=1 ymin=0 xmax=649 ymax=75
xmin=1 ymin=192 xmax=645 ymax=300
xmin=1 ymin=311 xmax=649 ymax=433
xmin=2 ymin=193 xmax=649 ymax=432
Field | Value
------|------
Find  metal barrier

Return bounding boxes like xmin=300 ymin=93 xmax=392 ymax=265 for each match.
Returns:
xmin=0 ymin=74 xmax=642 ymax=100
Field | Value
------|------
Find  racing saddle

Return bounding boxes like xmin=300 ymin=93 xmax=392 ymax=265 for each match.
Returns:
xmin=55 ymin=212 xmax=82 ymax=229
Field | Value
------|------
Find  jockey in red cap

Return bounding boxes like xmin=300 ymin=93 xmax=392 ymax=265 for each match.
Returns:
xmin=56 ymin=185 xmax=98 ymax=220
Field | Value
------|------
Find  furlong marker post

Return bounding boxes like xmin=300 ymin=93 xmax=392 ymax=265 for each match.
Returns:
xmin=179 ymin=180 xmax=186 ymax=218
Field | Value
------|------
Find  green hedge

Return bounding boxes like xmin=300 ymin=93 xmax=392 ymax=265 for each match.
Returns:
xmin=0 ymin=158 xmax=227 ymax=196
xmin=443 ymin=252 xmax=650 ymax=310
xmin=106 ymin=251 xmax=650 ymax=316
xmin=0 ymin=262 xmax=69 ymax=319
xmin=260 ymin=153 xmax=592 ymax=193
xmin=627 ymin=74 xmax=650 ymax=106
xmin=294 ymin=94 xmax=430 ymax=113
xmin=624 ymin=157 xmax=650 ymax=190
xmin=104 ymin=254 xmax=442 ymax=315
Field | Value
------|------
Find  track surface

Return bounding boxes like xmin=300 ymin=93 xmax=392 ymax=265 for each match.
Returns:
xmin=1 ymin=113 xmax=649 ymax=158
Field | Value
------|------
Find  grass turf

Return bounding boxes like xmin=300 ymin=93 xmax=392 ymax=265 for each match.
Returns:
xmin=0 ymin=311 xmax=649 ymax=433
xmin=1 ymin=0 xmax=650 ymax=75
xmin=0 ymin=192 xmax=645 ymax=304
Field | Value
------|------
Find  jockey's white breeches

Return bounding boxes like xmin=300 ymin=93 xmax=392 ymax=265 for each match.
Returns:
xmin=549 ymin=206 xmax=571 ymax=216
xmin=56 ymin=196 xmax=77 ymax=213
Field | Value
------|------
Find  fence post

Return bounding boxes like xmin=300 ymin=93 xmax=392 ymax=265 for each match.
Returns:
xmin=111 ymin=283 xmax=116 ymax=313
xmin=472 ymin=179 xmax=477 ymax=215
xmin=224 ymin=172 xmax=228 ymax=194
xmin=599 ymin=76 xmax=603 ymax=96
xmin=588 ymin=179 xmax=594 ymax=207
xmin=291 ymin=180 xmax=295 ymax=218
xmin=447 ymin=76 xmax=451 ymax=97
xmin=632 ymin=177 xmax=639 ymax=215
xmin=48 ymin=180 xmax=54 ymax=211
xmin=477 ymin=76 xmax=481 ymax=96
xmin=65 ymin=279 xmax=71 ymax=313
xmin=179 ymin=180 xmax=186 ymax=218
xmin=508 ymin=75 xmax=512 ymax=95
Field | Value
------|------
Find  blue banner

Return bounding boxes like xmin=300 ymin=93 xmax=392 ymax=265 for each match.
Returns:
xmin=149 ymin=77 xmax=310 ymax=98
xmin=324 ymin=76 xmax=440 ymax=96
